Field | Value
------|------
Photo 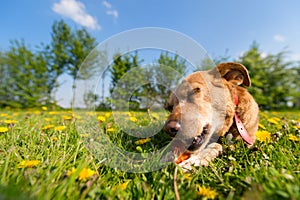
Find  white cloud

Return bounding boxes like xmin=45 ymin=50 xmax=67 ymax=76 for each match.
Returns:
xmin=273 ymin=34 xmax=286 ymax=42
xmin=102 ymin=1 xmax=119 ymax=19
xmin=102 ymin=1 xmax=112 ymax=9
xmin=52 ymin=0 xmax=101 ymax=30
xmin=106 ymin=10 xmax=119 ymax=19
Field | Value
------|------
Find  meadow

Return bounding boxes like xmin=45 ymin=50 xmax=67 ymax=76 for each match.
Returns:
xmin=0 ymin=108 xmax=299 ymax=200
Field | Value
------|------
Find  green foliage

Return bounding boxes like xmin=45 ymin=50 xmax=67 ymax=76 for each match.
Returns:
xmin=51 ymin=20 xmax=97 ymax=108
xmin=154 ymin=52 xmax=188 ymax=103
xmin=109 ymin=53 xmax=143 ymax=110
xmin=238 ymin=43 xmax=300 ymax=109
xmin=0 ymin=20 xmax=97 ymax=108
xmin=1 ymin=40 xmax=50 ymax=108
xmin=83 ymin=91 xmax=99 ymax=109
xmin=108 ymin=52 xmax=187 ymax=110
xmin=109 ymin=53 xmax=141 ymax=91
xmin=51 ymin=20 xmax=71 ymax=78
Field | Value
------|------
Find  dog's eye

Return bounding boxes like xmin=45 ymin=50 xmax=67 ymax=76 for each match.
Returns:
xmin=193 ymin=87 xmax=201 ymax=94
xmin=188 ymin=87 xmax=201 ymax=97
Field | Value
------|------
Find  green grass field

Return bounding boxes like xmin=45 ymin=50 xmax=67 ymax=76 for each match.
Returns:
xmin=0 ymin=109 xmax=299 ymax=200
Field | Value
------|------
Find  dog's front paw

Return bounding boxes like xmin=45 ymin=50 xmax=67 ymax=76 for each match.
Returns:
xmin=198 ymin=143 xmax=223 ymax=166
xmin=177 ymin=143 xmax=223 ymax=172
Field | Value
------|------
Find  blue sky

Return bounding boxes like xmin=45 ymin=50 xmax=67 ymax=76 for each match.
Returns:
xmin=1 ymin=0 xmax=300 ymax=59
xmin=1 ymin=0 xmax=300 ymax=107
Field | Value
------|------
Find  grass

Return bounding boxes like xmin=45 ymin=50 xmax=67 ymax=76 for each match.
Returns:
xmin=0 ymin=109 xmax=299 ymax=199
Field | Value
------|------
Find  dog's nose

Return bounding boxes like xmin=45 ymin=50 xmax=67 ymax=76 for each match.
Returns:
xmin=164 ymin=120 xmax=181 ymax=137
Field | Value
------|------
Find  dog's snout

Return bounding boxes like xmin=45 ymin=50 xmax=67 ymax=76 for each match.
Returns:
xmin=165 ymin=120 xmax=181 ymax=137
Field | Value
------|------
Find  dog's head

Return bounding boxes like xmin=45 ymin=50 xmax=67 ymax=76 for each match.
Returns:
xmin=164 ymin=62 xmax=251 ymax=155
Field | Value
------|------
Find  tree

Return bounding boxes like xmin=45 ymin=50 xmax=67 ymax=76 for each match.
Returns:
xmin=288 ymin=62 xmax=300 ymax=108
xmin=238 ymin=42 xmax=298 ymax=109
xmin=107 ymin=52 xmax=188 ymax=110
xmin=0 ymin=20 xmax=98 ymax=108
xmin=37 ymin=43 xmax=62 ymax=107
xmin=153 ymin=52 xmax=187 ymax=104
xmin=3 ymin=40 xmax=49 ymax=107
xmin=50 ymin=20 xmax=97 ymax=107
xmin=0 ymin=50 xmax=9 ymax=107
xmin=138 ymin=52 xmax=188 ymax=109
xmin=83 ymin=90 xmax=99 ymax=109
xmin=109 ymin=53 xmax=143 ymax=110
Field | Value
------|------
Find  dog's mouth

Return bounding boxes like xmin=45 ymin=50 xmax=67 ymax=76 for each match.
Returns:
xmin=162 ymin=123 xmax=211 ymax=163
xmin=187 ymin=124 xmax=210 ymax=151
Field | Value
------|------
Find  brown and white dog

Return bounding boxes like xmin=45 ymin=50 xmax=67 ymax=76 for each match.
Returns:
xmin=164 ymin=62 xmax=259 ymax=171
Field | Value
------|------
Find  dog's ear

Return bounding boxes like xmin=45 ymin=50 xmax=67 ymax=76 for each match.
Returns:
xmin=217 ymin=62 xmax=251 ymax=87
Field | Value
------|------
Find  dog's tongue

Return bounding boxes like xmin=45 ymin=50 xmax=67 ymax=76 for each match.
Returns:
xmin=176 ymin=152 xmax=191 ymax=164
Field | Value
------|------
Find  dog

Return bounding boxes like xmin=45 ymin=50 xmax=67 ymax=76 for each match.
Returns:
xmin=164 ymin=62 xmax=259 ymax=171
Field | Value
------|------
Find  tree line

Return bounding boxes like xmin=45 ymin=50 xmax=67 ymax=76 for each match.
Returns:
xmin=0 ymin=20 xmax=299 ymax=110
xmin=108 ymin=47 xmax=299 ymax=110
xmin=0 ymin=20 xmax=96 ymax=108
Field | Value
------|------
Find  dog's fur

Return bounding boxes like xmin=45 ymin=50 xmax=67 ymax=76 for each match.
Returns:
xmin=164 ymin=62 xmax=259 ymax=171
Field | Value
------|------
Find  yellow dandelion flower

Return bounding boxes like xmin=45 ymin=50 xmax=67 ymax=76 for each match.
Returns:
xmin=150 ymin=113 xmax=160 ymax=120
xmin=293 ymin=125 xmax=300 ymax=129
xmin=0 ymin=127 xmax=8 ymax=133
xmin=49 ymin=111 xmax=58 ymax=115
xmin=17 ymin=160 xmax=40 ymax=168
xmin=54 ymin=126 xmax=66 ymax=131
xmin=112 ymin=181 xmax=130 ymax=192
xmin=41 ymin=106 xmax=48 ymax=111
xmin=267 ymin=118 xmax=280 ymax=125
xmin=119 ymin=181 xmax=130 ymax=190
xmin=66 ymin=168 xmax=77 ymax=176
xmin=184 ymin=174 xmax=193 ymax=181
xmin=0 ymin=113 xmax=9 ymax=117
xmin=62 ymin=115 xmax=73 ymax=120
xmin=105 ymin=112 xmax=111 ymax=117
xmin=197 ymin=186 xmax=218 ymax=199
xmin=42 ymin=125 xmax=54 ymax=130
xmin=3 ymin=119 xmax=17 ymax=124
xmin=97 ymin=116 xmax=106 ymax=122
xmin=273 ymin=117 xmax=280 ymax=121
xmin=107 ymin=128 xmax=115 ymax=132
xmin=130 ymin=116 xmax=138 ymax=122
xmin=288 ymin=134 xmax=299 ymax=142
xmin=34 ymin=111 xmax=41 ymax=115
xmin=44 ymin=118 xmax=52 ymax=122
xmin=135 ymin=138 xmax=151 ymax=145
xmin=256 ymin=130 xmax=271 ymax=142
xmin=78 ymin=168 xmax=96 ymax=181
xmin=258 ymin=123 xmax=266 ymax=130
